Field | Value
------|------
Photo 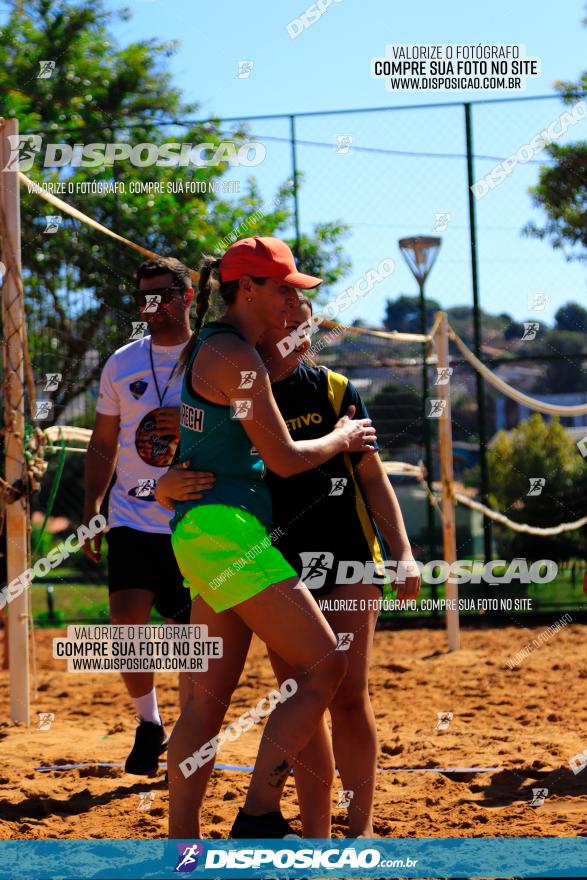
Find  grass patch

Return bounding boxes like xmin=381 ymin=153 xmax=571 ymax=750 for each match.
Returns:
xmin=31 ymin=584 xmax=110 ymax=623
xmin=29 ymin=565 xmax=585 ymax=626
xmin=30 ymin=584 xmax=167 ymax=625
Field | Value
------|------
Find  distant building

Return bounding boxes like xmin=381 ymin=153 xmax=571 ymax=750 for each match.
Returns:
xmin=495 ymin=392 xmax=587 ymax=431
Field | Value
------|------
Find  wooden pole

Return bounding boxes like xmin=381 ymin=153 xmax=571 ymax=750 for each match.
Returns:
xmin=0 ymin=118 xmax=31 ymax=723
xmin=0 ymin=133 xmax=10 ymax=674
xmin=435 ymin=311 xmax=460 ymax=651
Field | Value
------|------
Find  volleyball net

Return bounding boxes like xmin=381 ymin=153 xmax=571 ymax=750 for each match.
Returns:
xmin=2 ymin=124 xmax=587 ymax=721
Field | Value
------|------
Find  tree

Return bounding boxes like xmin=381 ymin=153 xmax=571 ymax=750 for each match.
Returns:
xmin=383 ymin=298 xmax=520 ymax=350
xmin=503 ymin=320 xmax=527 ymax=341
xmin=0 ymin=0 xmax=350 ymax=416
xmin=542 ymin=330 xmax=587 ymax=393
xmin=364 ymin=382 xmax=423 ymax=460
xmin=383 ymin=294 xmax=441 ymax=334
xmin=524 ymin=7 xmax=587 ymax=260
xmin=446 ymin=305 xmax=515 ymax=349
xmin=488 ymin=414 xmax=587 ymax=561
xmin=524 ymin=143 xmax=587 ymax=259
xmin=552 ymin=3 xmax=587 ymax=102
xmin=555 ymin=301 xmax=587 ymax=333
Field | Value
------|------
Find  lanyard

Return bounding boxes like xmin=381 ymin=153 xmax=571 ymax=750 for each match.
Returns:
xmin=149 ymin=340 xmax=178 ymax=408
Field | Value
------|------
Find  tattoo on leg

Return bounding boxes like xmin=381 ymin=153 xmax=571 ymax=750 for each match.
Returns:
xmin=268 ymin=760 xmax=290 ymax=788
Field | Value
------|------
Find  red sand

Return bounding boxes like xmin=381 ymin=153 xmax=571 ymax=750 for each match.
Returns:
xmin=1 ymin=624 xmax=587 ymax=839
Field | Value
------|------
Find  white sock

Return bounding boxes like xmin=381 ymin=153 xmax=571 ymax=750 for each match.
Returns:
xmin=132 ymin=688 xmax=162 ymax=726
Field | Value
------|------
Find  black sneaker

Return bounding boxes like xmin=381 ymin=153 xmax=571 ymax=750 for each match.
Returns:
xmin=124 ymin=719 xmax=168 ymax=775
xmin=230 ymin=807 xmax=300 ymax=839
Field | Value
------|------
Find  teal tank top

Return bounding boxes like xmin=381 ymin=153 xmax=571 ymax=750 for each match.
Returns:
xmin=169 ymin=322 xmax=273 ymax=532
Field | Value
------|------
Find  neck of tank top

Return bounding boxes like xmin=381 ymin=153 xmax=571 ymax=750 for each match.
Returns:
xmin=203 ymin=322 xmax=300 ymax=383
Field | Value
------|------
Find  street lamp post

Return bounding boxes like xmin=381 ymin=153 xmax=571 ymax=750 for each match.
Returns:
xmin=399 ymin=236 xmax=442 ymax=569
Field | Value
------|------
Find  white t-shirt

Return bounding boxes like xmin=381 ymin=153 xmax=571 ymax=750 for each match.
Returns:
xmin=96 ymin=336 xmax=186 ymax=534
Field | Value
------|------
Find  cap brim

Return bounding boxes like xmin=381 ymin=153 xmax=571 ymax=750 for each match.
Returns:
xmin=281 ymin=271 xmax=322 ymax=290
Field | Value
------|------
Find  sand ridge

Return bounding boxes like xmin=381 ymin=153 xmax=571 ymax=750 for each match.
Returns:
xmin=1 ymin=625 xmax=586 ymax=839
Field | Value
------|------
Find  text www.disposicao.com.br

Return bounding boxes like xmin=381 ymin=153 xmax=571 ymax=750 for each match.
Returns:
xmin=70 ymin=657 xmax=202 ymax=671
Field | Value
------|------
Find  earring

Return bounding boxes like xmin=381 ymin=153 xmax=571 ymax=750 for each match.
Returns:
xmin=246 ymin=297 xmax=253 ymax=302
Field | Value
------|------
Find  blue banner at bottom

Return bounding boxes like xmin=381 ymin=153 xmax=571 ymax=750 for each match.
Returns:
xmin=0 ymin=838 xmax=585 ymax=878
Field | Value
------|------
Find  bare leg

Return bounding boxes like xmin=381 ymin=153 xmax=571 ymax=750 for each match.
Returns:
xmin=233 ymin=578 xmax=347 ymax=816
xmin=110 ymin=589 xmax=154 ymax=699
xmin=325 ymin=583 xmax=380 ymax=837
xmin=268 ymin=649 xmax=334 ymax=837
xmin=168 ymin=596 xmax=252 ymax=838
xmin=177 ymin=671 xmax=191 ymax=710
xmin=165 ymin=620 xmax=192 ymax=711
xmin=266 ymin=583 xmax=380 ymax=836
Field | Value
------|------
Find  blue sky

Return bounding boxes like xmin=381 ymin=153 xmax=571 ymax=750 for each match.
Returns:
xmin=111 ymin=0 xmax=585 ymax=119
xmin=81 ymin=2 xmax=587 ymax=324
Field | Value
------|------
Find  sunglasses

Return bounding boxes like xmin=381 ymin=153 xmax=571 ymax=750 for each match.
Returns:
xmin=132 ymin=286 xmax=185 ymax=307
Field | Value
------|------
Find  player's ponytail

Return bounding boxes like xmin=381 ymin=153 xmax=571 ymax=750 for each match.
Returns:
xmin=176 ymin=249 xmax=267 ymax=377
xmin=177 ymin=256 xmax=221 ymax=373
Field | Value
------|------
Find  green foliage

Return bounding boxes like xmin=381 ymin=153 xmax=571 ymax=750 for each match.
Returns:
xmin=0 ymin=1 xmax=187 ymax=131
xmin=1 ymin=0 xmax=350 ymax=411
xmin=380 ymin=296 xmax=587 ymax=395
xmin=555 ymin=301 xmax=587 ymax=333
xmin=382 ymin=295 xmax=442 ymax=358
xmin=295 ymin=221 xmax=352 ymax=293
xmin=383 ymin=294 xmax=441 ymax=334
xmin=488 ymin=414 xmax=587 ymax=561
xmin=462 ymin=462 xmax=480 ymax=489
xmin=446 ymin=305 xmax=515 ymax=348
xmin=35 ymin=609 xmax=65 ymax=627
xmin=489 ymin=414 xmax=581 ymax=501
xmin=30 ymin=584 xmax=109 ymax=623
xmin=524 ymin=10 xmax=587 ymax=262
xmin=535 ymin=329 xmax=587 ymax=392
xmin=36 ymin=449 xmax=86 ymax=521
xmin=366 ymin=381 xmax=423 ymax=456
xmin=524 ymin=142 xmax=587 ymax=260
xmin=30 ymin=521 xmax=55 ymax=559
xmin=554 ymin=2 xmax=587 ymax=103
xmin=382 ymin=296 xmax=522 ymax=352
xmin=451 ymin=391 xmax=487 ymax=443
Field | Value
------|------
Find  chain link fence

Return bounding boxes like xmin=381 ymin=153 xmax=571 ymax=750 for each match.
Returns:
xmin=2 ymin=93 xmax=586 ymax=621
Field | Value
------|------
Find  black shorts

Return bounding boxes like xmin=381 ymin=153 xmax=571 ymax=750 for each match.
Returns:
xmin=106 ymin=526 xmax=191 ymax=623
xmin=277 ymin=539 xmax=386 ymax=599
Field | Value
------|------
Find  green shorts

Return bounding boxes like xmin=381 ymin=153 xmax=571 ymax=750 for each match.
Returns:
xmin=171 ymin=504 xmax=297 ymax=613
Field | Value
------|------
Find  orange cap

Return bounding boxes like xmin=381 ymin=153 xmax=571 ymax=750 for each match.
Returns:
xmin=219 ymin=236 xmax=322 ymax=290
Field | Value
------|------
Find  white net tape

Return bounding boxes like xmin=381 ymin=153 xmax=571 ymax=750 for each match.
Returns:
xmin=455 ymin=491 xmax=587 ymax=536
xmin=449 ymin=327 xmax=587 ymax=417
xmin=41 ymin=425 xmax=92 ymax=452
xmin=18 ymin=171 xmax=587 ymax=539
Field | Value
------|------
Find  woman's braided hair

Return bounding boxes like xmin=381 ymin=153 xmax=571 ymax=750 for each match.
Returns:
xmin=177 ymin=255 xmax=267 ymax=373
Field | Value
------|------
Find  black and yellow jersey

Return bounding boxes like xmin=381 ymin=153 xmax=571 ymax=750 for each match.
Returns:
xmin=267 ymin=363 xmax=386 ymax=595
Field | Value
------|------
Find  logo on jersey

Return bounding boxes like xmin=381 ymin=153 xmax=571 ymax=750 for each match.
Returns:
xmin=130 ymin=380 xmax=148 ymax=399
xmin=135 ymin=408 xmax=178 ymax=467
xmin=128 ymin=478 xmax=157 ymax=500
xmin=181 ymin=403 xmax=205 ymax=433
xmin=285 ymin=412 xmax=323 ymax=432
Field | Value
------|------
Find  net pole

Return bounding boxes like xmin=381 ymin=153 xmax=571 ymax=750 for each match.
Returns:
xmin=464 ymin=103 xmax=492 ymax=561
xmin=0 ymin=118 xmax=31 ymax=723
xmin=435 ymin=311 xmax=460 ymax=651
